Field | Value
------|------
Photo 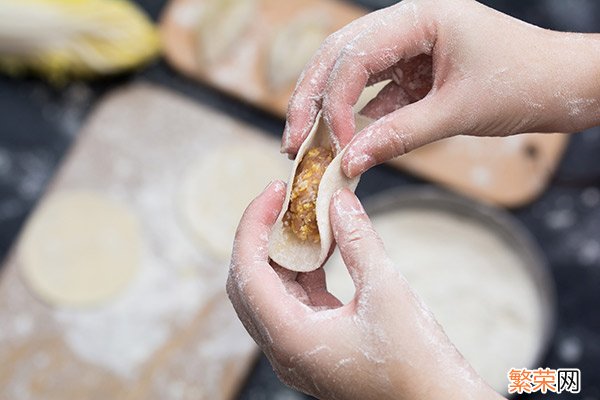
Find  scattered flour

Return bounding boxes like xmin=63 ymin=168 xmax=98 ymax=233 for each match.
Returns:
xmin=546 ymin=208 xmax=576 ymax=230
xmin=58 ymin=84 xmax=94 ymax=137
xmin=54 ymin=256 xmax=209 ymax=378
xmin=1 ymin=86 xmax=266 ymax=396
xmin=581 ymin=187 xmax=600 ymax=208
xmin=33 ymin=82 xmax=93 ymax=138
xmin=577 ymin=239 xmax=600 ymax=266
xmin=558 ymin=335 xmax=583 ymax=364
xmin=30 ymin=87 xmax=249 ymax=381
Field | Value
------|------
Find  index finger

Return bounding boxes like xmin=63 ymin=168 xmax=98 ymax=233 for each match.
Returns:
xmin=329 ymin=188 xmax=393 ymax=295
xmin=322 ymin=1 xmax=436 ymax=149
xmin=281 ymin=10 xmax=391 ymax=156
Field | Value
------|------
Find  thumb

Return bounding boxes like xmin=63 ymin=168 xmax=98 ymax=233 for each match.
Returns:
xmin=329 ymin=188 xmax=391 ymax=294
xmin=342 ymin=95 xmax=455 ymax=178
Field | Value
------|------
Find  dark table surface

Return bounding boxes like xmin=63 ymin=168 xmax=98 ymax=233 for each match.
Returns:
xmin=1 ymin=0 xmax=599 ymax=398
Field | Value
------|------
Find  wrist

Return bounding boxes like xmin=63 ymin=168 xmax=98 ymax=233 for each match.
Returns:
xmin=531 ymin=31 xmax=600 ymax=133
xmin=389 ymin=364 xmax=503 ymax=400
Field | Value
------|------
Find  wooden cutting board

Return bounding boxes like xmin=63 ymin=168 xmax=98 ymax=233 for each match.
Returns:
xmin=160 ymin=0 xmax=366 ymax=116
xmin=0 ymin=84 xmax=292 ymax=400
xmin=389 ymin=133 xmax=567 ymax=207
xmin=160 ymin=0 xmax=569 ymax=207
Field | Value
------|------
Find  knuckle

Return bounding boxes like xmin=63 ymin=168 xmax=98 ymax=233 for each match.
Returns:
xmin=319 ymin=34 xmax=336 ymax=52
xmin=321 ymin=91 xmax=334 ymax=111
xmin=385 ymin=120 xmax=411 ymax=156
xmin=338 ymin=43 xmax=356 ymax=61
xmin=345 ymin=226 xmax=365 ymax=247
xmin=322 ymin=29 xmax=345 ymax=49
xmin=286 ymin=95 xmax=305 ymax=120
xmin=321 ymin=102 xmax=332 ymax=125
xmin=321 ymin=99 xmax=337 ymax=130
xmin=335 ymin=44 xmax=364 ymax=73
xmin=344 ymin=222 xmax=376 ymax=249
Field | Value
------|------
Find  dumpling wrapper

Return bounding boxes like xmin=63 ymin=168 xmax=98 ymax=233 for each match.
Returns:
xmin=267 ymin=14 xmax=329 ymax=90
xmin=269 ymin=112 xmax=373 ymax=272
xmin=196 ymin=0 xmax=256 ymax=65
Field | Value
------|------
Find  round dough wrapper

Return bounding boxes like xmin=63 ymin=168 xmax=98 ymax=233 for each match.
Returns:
xmin=178 ymin=142 xmax=290 ymax=259
xmin=267 ymin=14 xmax=329 ymax=90
xmin=324 ymin=209 xmax=545 ymax=393
xmin=196 ymin=0 xmax=256 ymax=65
xmin=19 ymin=191 xmax=142 ymax=307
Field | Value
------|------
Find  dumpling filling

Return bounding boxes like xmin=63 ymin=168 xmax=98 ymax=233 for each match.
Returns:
xmin=283 ymin=147 xmax=333 ymax=242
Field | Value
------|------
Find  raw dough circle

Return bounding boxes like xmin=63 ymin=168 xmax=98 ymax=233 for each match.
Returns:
xmin=19 ymin=191 xmax=142 ymax=307
xmin=196 ymin=0 xmax=256 ymax=65
xmin=267 ymin=14 xmax=329 ymax=90
xmin=325 ymin=209 xmax=545 ymax=393
xmin=178 ymin=142 xmax=289 ymax=259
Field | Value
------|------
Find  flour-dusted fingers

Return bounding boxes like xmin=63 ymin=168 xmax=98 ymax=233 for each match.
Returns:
xmin=329 ymin=188 xmax=394 ymax=296
xmin=281 ymin=8 xmax=400 ymax=156
xmin=321 ymin=1 xmax=437 ymax=149
xmin=342 ymin=95 xmax=454 ymax=178
xmin=230 ymin=0 xmax=600 ymax=397
xmin=281 ymin=31 xmax=359 ymax=156
xmin=230 ymin=165 xmax=504 ymax=400
xmin=227 ymin=180 xmax=308 ymax=338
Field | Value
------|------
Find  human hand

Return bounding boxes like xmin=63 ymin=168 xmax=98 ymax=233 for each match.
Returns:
xmin=227 ymin=181 xmax=503 ymax=400
xmin=281 ymin=0 xmax=600 ymax=178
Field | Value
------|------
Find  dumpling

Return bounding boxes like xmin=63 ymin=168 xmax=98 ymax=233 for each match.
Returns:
xmin=269 ymin=112 xmax=372 ymax=272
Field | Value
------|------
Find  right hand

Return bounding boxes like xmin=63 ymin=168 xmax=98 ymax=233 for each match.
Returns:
xmin=281 ymin=0 xmax=600 ymax=178
xmin=227 ymin=184 xmax=504 ymax=400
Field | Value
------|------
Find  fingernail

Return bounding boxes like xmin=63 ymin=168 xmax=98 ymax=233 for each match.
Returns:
xmin=280 ymin=142 xmax=292 ymax=155
xmin=265 ymin=180 xmax=284 ymax=193
xmin=280 ymin=143 xmax=291 ymax=154
xmin=264 ymin=180 xmax=276 ymax=191
xmin=280 ymin=122 xmax=292 ymax=154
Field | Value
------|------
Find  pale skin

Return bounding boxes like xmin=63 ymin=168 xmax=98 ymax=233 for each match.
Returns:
xmin=227 ymin=183 xmax=503 ymax=400
xmin=282 ymin=0 xmax=600 ymax=177
xmin=228 ymin=0 xmax=600 ymax=398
